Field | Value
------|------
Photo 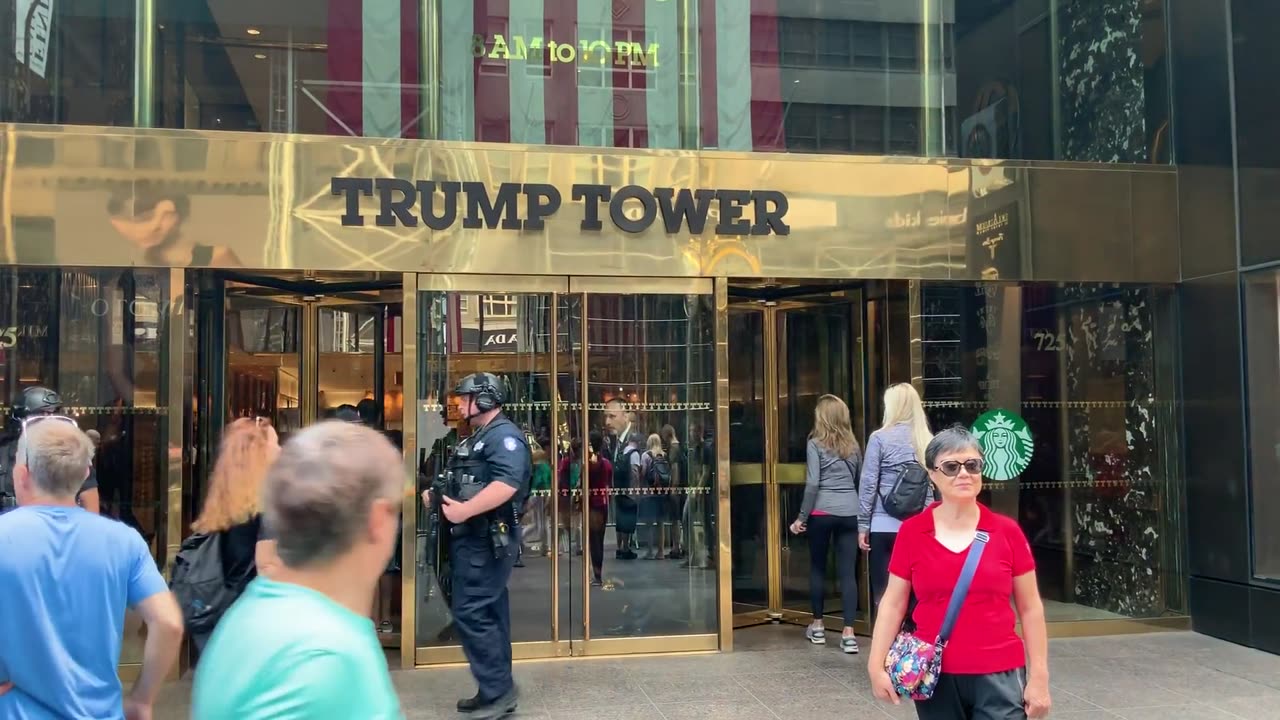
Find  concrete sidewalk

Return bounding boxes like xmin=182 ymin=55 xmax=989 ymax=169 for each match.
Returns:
xmin=156 ymin=626 xmax=1280 ymax=719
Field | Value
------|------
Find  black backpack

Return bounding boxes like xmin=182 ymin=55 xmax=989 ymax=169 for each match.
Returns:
xmin=878 ymin=462 xmax=930 ymax=520
xmin=645 ymin=454 xmax=673 ymax=488
xmin=170 ymin=532 xmax=250 ymax=634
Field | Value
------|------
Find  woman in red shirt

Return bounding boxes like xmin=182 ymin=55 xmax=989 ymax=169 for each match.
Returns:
xmin=867 ymin=425 xmax=1051 ymax=720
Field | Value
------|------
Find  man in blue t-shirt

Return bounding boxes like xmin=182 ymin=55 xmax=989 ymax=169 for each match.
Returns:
xmin=0 ymin=418 xmax=184 ymax=720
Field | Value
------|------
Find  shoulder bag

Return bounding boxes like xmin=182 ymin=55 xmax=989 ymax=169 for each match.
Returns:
xmin=884 ymin=530 xmax=989 ymax=700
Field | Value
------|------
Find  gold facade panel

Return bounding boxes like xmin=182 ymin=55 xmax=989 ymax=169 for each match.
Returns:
xmin=0 ymin=125 xmax=1177 ymax=283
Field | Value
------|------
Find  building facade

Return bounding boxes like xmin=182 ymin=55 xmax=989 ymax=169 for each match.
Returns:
xmin=1175 ymin=0 xmax=1280 ymax=655
xmin=2 ymin=0 xmax=1264 ymax=670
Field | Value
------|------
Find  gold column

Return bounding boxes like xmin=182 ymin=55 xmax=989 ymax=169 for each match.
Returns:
xmin=300 ymin=301 xmax=319 ymax=426
xmin=134 ymin=0 xmax=156 ymax=127
xmin=714 ymin=278 xmax=733 ymax=650
xmin=1056 ymin=309 xmax=1075 ymax=603
xmin=399 ymin=275 xmax=418 ymax=669
xmin=908 ymin=280 xmax=924 ymax=394
xmin=762 ymin=305 xmax=782 ymax=617
xmin=163 ymin=268 xmax=186 ymax=574
xmin=579 ymin=293 xmax=591 ymax=643
xmin=549 ymin=294 xmax=560 ymax=646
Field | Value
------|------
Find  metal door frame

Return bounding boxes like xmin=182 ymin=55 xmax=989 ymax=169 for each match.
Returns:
xmin=729 ymin=292 xmax=874 ymax=636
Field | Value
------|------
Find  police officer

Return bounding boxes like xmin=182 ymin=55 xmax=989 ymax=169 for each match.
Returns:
xmin=0 ymin=387 xmax=98 ymax=514
xmin=422 ymin=372 xmax=529 ymax=718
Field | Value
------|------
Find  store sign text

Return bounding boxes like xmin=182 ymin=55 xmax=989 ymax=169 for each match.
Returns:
xmin=473 ymin=34 xmax=659 ymax=67
xmin=331 ymin=178 xmax=791 ymax=236
xmin=0 ymin=325 xmax=48 ymax=349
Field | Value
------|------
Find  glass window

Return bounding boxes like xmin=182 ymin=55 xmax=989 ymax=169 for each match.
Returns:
xmin=697 ymin=0 xmax=1170 ymax=161
xmin=852 ymin=22 xmax=884 ymax=69
xmin=157 ymin=0 xmax=427 ymax=137
xmin=143 ymin=0 xmax=1171 ymax=161
xmin=887 ymin=24 xmax=920 ymax=71
xmin=918 ymin=282 xmax=1182 ymax=619
xmin=447 ymin=1 xmax=685 ymax=148
xmin=1245 ymin=270 xmax=1280 ymax=581
xmin=0 ymin=268 xmax=173 ymax=662
xmin=0 ymin=3 xmax=135 ymax=125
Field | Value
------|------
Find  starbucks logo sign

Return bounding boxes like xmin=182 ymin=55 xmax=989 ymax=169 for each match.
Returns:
xmin=971 ymin=410 xmax=1034 ymax=481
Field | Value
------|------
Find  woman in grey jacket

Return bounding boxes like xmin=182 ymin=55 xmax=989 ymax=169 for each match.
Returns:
xmin=858 ymin=383 xmax=933 ymax=610
xmin=789 ymin=394 xmax=862 ymax=653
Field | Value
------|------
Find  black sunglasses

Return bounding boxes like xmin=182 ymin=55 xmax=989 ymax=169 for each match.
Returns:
xmin=934 ymin=458 xmax=984 ymax=477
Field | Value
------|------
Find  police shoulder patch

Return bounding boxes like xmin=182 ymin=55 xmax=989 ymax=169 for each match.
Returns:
xmin=503 ymin=436 xmax=519 ymax=452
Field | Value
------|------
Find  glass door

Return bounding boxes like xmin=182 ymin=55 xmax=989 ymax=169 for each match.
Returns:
xmin=412 ymin=278 xmax=578 ymax=663
xmin=410 ymin=276 xmax=721 ymax=662
xmin=729 ymin=291 xmax=871 ymax=634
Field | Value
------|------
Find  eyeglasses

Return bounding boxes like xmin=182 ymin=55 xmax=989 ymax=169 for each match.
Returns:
xmin=934 ymin=458 xmax=984 ymax=477
xmin=21 ymin=414 xmax=78 ymax=431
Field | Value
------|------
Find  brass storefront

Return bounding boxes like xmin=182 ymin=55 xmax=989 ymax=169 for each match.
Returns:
xmin=0 ymin=125 xmax=1188 ymax=673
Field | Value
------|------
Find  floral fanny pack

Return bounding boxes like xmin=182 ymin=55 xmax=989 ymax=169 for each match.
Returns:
xmin=884 ymin=530 xmax=989 ymax=701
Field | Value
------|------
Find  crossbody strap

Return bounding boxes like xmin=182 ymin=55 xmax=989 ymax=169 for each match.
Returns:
xmin=938 ymin=530 xmax=990 ymax=643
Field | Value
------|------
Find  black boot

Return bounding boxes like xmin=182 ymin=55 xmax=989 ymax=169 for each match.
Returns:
xmin=457 ymin=693 xmax=482 ymax=713
xmin=472 ymin=687 xmax=519 ymax=719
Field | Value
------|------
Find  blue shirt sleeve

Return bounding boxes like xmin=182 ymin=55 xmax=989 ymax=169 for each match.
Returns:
xmin=126 ymin=531 xmax=169 ymax=608
xmin=485 ymin=425 xmax=531 ymax=492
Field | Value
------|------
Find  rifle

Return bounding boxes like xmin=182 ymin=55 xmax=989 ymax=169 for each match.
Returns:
xmin=417 ymin=471 xmax=454 ymax=641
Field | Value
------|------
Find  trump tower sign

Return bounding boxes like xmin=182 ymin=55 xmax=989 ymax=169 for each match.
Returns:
xmin=331 ymin=178 xmax=792 ymax=237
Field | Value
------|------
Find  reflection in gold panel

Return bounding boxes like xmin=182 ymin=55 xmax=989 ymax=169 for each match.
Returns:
xmin=0 ymin=125 xmax=1177 ymax=283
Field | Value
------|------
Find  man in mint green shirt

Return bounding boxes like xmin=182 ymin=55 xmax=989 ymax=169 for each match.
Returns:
xmin=193 ymin=422 xmax=405 ymax=719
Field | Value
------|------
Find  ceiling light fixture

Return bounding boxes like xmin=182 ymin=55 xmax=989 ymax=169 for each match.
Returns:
xmin=246 ymin=27 xmax=261 ymax=36
xmin=253 ymin=52 xmax=267 ymax=59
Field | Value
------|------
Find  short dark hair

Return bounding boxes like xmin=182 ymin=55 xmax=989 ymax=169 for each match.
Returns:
xmin=924 ymin=424 xmax=983 ymax=469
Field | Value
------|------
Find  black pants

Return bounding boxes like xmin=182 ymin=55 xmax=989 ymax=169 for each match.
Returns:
xmin=588 ymin=506 xmax=607 ymax=579
xmin=450 ymin=533 xmax=518 ymax=702
xmin=806 ymin=514 xmax=858 ymax=626
xmin=869 ymin=531 xmax=897 ymax=608
xmin=915 ymin=670 xmax=1027 ymax=720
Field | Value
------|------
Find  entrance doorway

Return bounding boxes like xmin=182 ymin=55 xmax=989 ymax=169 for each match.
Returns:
xmin=728 ymin=281 xmax=912 ymax=636
xmin=193 ymin=271 xmax=406 ymax=647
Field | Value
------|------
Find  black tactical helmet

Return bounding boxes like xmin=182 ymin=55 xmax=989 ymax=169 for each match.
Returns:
xmin=329 ymin=404 xmax=361 ymax=423
xmin=453 ymin=372 xmax=505 ymax=413
xmin=11 ymin=386 xmax=62 ymax=423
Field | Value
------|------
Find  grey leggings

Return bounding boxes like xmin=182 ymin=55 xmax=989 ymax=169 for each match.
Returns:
xmin=914 ymin=669 xmax=1027 ymax=720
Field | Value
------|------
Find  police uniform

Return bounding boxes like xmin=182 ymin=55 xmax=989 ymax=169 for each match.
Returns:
xmin=445 ymin=373 xmax=530 ymax=716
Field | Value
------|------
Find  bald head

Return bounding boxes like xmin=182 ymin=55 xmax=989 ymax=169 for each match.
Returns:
xmin=16 ymin=421 xmax=93 ymax=499
xmin=264 ymin=421 xmax=402 ymax=569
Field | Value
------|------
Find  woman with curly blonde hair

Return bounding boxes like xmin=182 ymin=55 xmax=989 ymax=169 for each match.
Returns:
xmin=188 ymin=416 xmax=280 ymax=656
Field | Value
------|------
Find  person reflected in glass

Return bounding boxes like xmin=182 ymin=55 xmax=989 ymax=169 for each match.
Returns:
xmin=639 ymin=434 xmax=672 ymax=560
xmin=188 ymin=416 xmax=281 ymax=659
xmin=524 ymin=438 xmax=553 ymax=557
xmin=583 ymin=431 xmax=613 ymax=586
xmin=603 ymin=399 xmax=641 ymax=560
xmin=659 ymin=425 xmax=687 ymax=561
xmin=789 ymin=394 xmax=862 ymax=654
xmin=108 ymin=186 xmax=243 ymax=267
xmin=859 ymin=383 xmax=934 ymax=610
xmin=556 ymin=438 xmax=584 ymax=556
xmin=867 ymin=426 xmax=1051 ymax=720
